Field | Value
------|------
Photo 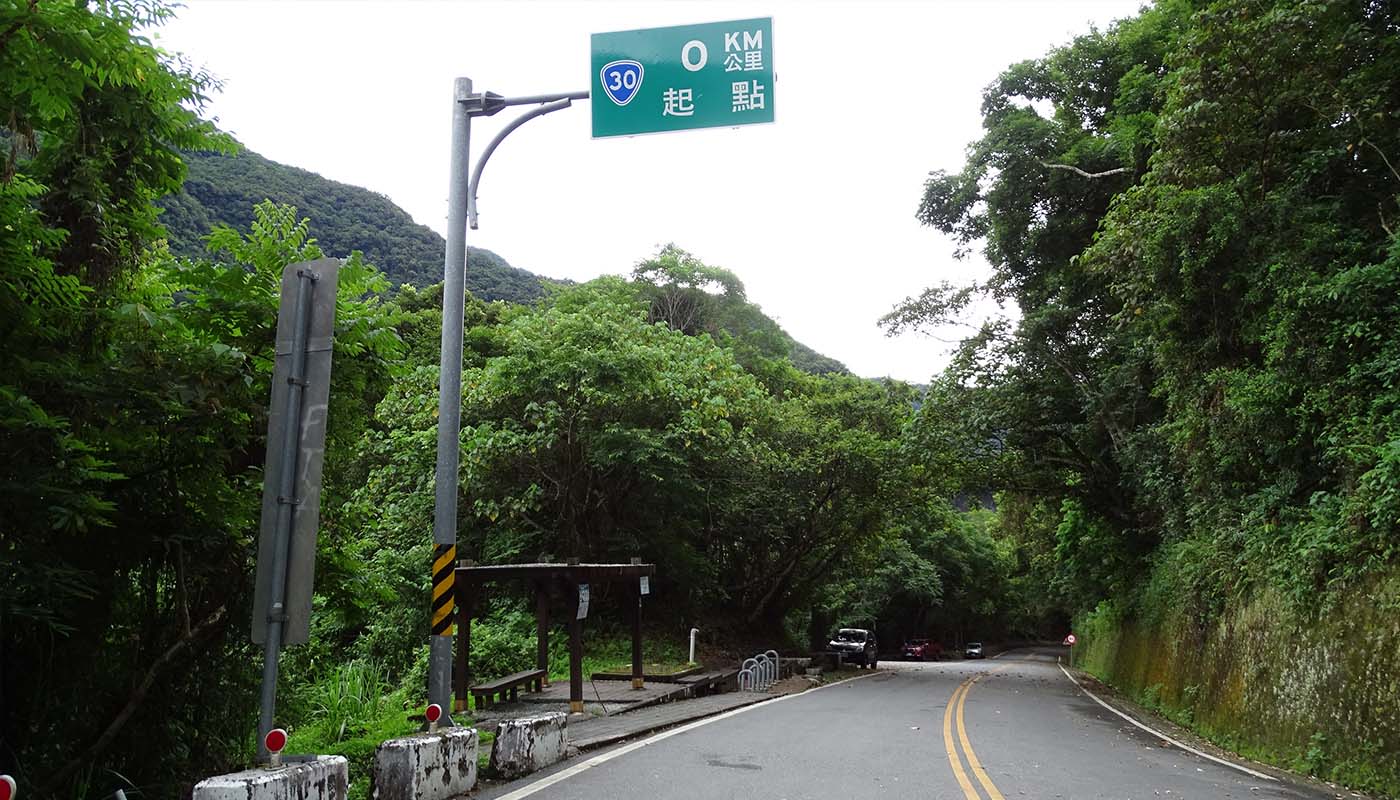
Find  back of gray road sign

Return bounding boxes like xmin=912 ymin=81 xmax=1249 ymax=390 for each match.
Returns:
xmin=252 ymin=258 xmax=340 ymax=646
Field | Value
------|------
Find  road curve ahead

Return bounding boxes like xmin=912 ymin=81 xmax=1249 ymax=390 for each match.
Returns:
xmin=485 ymin=649 xmax=1336 ymax=800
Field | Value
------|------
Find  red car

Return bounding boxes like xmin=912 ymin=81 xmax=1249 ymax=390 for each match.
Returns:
xmin=902 ymin=638 xmax=941 ymax=661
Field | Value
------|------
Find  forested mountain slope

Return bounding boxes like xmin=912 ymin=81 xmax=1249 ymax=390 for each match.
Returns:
xmin=789 ymin=339 xmax=846 ymax=375
xmin=160 ymin=147 xmax=847 ymax=373
xmin=160 ymin=147 xmax=546 ymax=302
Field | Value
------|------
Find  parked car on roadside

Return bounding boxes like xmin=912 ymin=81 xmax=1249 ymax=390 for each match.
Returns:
xmin=829 ymin=628 xmax=879 ymax=668
xmin=964 ymin=641 xmax=985 ymax=659
xmin=902 ymin=638 xmax=941 ymax=661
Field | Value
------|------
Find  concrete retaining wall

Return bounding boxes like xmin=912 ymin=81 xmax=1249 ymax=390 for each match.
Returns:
xmin=193 ymin=756 xmax=348 ymax=800
xmin=1077 ymin=569 xmax=1400 ymax=796
xmin=490 ymin=713 xmax=568 ymax=780
xmin=371 ymin=727 xmax=478 ymax=800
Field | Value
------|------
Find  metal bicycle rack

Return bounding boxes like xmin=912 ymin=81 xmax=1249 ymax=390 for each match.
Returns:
xmin=738 ymin=650 xmax=782 ymax=691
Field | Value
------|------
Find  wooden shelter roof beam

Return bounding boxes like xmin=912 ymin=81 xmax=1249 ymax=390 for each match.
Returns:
xmin=455 ymin=563 xmax=656 ymax=583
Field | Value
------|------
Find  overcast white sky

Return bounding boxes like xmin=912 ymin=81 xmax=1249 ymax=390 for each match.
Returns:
xmin=158 ymin=0 xmax=1145 ymax=382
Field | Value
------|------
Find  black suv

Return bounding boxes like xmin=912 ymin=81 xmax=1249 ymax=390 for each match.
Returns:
xmin=829 ymin=628 xmax=878 ymax=668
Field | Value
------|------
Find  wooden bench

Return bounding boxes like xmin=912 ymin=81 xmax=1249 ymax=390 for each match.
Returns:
xmin=470 ymin=669 xmax=546 ymax=709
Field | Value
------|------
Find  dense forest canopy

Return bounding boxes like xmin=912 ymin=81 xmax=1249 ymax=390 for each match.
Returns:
xmin=889 ymin=1 xmax=1399 ymax=787
xmin=892 ymin=0 xmax=1399 ymax=618
xmin=3 ymin=0 xmax=1398 ymax=797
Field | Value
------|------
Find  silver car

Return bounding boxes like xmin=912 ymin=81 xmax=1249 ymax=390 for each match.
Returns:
xmin=829 ymin=628 xmax=878 ymax=668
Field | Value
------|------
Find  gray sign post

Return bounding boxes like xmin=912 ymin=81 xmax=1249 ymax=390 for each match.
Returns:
xmin=431 ymin=79 xmax=591 ymax=719
xmin=252 ymin=257 xmax=340 ymax=760
xmin=430 ymin=20 xmax=774 ymax=712
xmin=427 ymin=78 xmax=473 ymax=723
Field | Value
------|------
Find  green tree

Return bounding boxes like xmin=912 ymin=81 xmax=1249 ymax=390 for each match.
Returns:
xmin=887 ymin=1 xmax=1189 ymax=614
xmin=1082 ymin=0 xmax=1400 ymax=604
xmin=712 ymin=375 xmax=918 ymax=628
xmin=632 ymin=244 xmax=847 ymax=380
xmin=0 ymin=4 xmax=238 ymax=793
xmin=895 ymin=0 xmax=1400 ymax=631
xmin=4 ymin=199 xmax=402 ymax=799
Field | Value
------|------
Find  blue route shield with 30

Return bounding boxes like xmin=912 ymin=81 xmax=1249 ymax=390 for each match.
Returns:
xmin=599 ymin=60 xmax=644 ymax=106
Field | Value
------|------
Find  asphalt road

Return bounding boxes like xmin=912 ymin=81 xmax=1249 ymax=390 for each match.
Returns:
xmin=485 ymin=648 xmax=1339 ymax=800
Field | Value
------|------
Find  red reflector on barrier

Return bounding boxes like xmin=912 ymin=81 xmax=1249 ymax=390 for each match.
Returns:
xmin=264 ymin=728 xmax=288 ymax=754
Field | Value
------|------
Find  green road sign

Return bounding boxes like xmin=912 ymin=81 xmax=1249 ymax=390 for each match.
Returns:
xmin=592 ymin=18 xmax=774 ymax=138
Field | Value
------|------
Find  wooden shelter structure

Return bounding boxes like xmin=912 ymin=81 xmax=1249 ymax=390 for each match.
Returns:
xmin=453 ymin=559 xmax=657 ymax=713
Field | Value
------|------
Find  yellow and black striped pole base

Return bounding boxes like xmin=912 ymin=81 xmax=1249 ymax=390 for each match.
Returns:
xmin=431 ymin=544 xmax=456 ymax=637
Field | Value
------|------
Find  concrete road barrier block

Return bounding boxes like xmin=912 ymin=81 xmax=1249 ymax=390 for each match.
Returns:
xmin=489 ymin=712 xmax=569 ymax=780
xmin=193 ymin=756 xmax=348 ymax=800
xmin=372 ymin=727 xmax=478 ymax=800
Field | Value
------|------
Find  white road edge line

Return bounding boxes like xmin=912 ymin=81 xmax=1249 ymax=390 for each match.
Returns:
xmin=495 ymin=670 xmax=883 ymax=800
xmin=1055 ymin=659 xmax=1276 ymax=782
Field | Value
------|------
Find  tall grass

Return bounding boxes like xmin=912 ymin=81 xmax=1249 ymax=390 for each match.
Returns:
xmin=304 ymin=660 xmax=390 ymax=742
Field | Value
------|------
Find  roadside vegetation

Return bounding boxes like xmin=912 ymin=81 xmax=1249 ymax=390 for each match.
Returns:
xmin=1 ymin=5 xmax=994 ymax=797
xmin=891 ymin=0 xmax=1400 ymax=793
xmin=2 ymin=1 xmax=1397 ymax=798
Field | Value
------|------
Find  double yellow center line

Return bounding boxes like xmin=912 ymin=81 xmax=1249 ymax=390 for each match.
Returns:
xmin=942 ymin=667 xmax=1011 ymax=800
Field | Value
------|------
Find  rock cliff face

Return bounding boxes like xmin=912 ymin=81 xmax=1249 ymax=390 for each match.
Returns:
xmin=1076 ymin=571 xmax=1400 ymax=796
